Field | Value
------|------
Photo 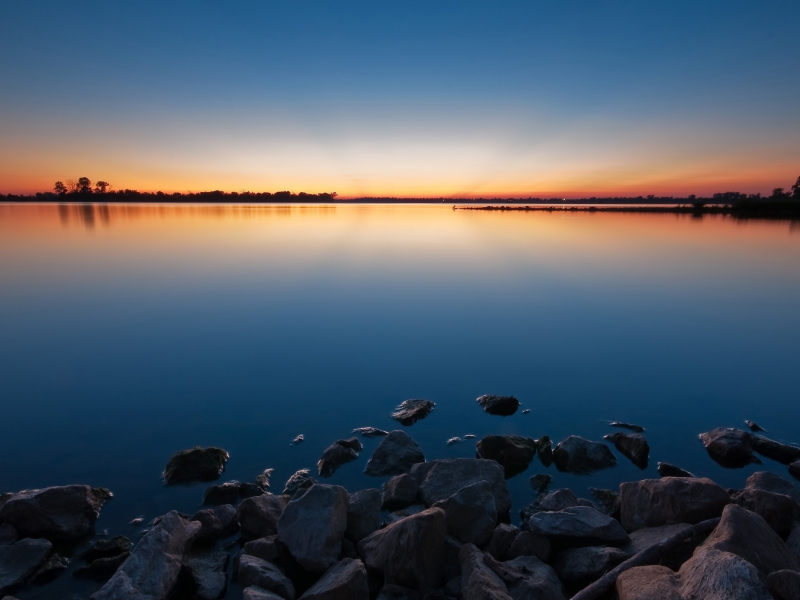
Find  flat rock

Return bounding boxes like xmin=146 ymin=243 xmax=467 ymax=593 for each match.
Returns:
xmin=345 ymin=488 xmax=381 ymax=543
xmin=483 ymin=524 xmax=518 ymax=562
xmin=616 ymin=565 xmax=681 ymax=600
xmin=352 ymin=427 xmax=388 ymax=437
xmin=679 ymin=546 xmax=771 ymax=600
xmin=298 ymin=558 xmax=368 ymax=600
xmin=238 ymin=555 xmax=295 ymax=600
xmin=475 ymin=435 xmax=537 ymax=478
xmin=318 ymin=439 xmax=363 ymax=477
xmin=74 ymin=553 xmax=130 ymax=582
xmin=767 ymin=569 xmax=800 ymax=600
xmin=191 ymin=504 xmax=239 ymax=540
xmin=0 ymin=538 xmax=53 ymax=595
xmin=604 ymin=433 xmax=649 ymax=469
xmin=364 ymin=431 xmax=425 ymax=477
xmin=277 ymin=484 xmax=349 ymax=573
xmin=730 ymin=487 xmax=800 ymax=539
xmin=432 ymin=481 xmax=497 ymax=546
xmin=409 ymin=458 xmax=512 ymax=515
xmin=657 ymin=462 xmax=693 ymax=478
xmin=382 ymin=474 xmax=420 ymax=511
xmin=490 ymin=555 xmax=567 ymax=600
xmin=83 ymin=536 xmax=131 ymax=562
xmin=163 ymin=446 xmax=229 ymax=485
xmin=507 ymin=531 xmax=550 ymax=561
xmin=752 ymin=435 xmax=800 ymax=465
xmin=746 ymin=471 xmax=800 ymax=503
xmin=458 ymin=543 xmax=511 ymax=600
xmin=528 ymin=506 xmax=630 ymax=547
xmin=553 ymin=545 xmax=627 ymax=593
xmin=552 ymin=436 xmax=617 ymax=474
xmin=186 ymin=547 xmax=229 ymax=600
xmin=238 ymin=494 xmax=289 ymax=540
xmin=202 ymin=481 xmax=242 ymax=506
xmin=620 ymin=477 xmax=730 ymax=532
xmin=357 ymin=507 xmax=447 ymax=589
xmin=283 ymin=470 xmax=315 ymax=496
xmin=0 ymin=485 xmax=110 ymax=541
xmin=391 ymin=399 xmax=435 ymax=426
xmin=475 ymin=395 xmax=519 ymax=416
xmin=699 ymin=428 xmax=761 ymax=468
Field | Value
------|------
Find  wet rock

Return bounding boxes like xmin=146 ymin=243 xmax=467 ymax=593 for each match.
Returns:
xmin=432 ymin=481 xmax=497 ymax=546
xmin=552 ymin=436 xmax=617 ymax=474
xmin=745 ymin=420 xmax=765 ymax=432
xmin=458 ymin=543 xmax=511 ymax=600
xmin=91 ymin=510 xmax=201 ymax=600
xmin=610 ymin=422 xmax=645 ymax=433
xmin=490 ymin=555 xmax=567 ymax=600
xmin=382 ymin=474 xmax=420 ymax=511
xmin=357 ymin=507 xmax=447 ymax=589
xmin=299 ymin=558 xmax=368 ymax=600
xmin=621 ymin=523 xmax=697 ymax=570
xmin=0 ymin=485 xmax=110 ymax=541
xmin=391 ymin=399 xmax=435 ymax=426
xmin=382 ymin=505 xmax=426 ymax=528
xmin=277 ymin=484 xmax=349 ymax=573
xmin=74 ymin=553 xmax=130 ymax=582
xmin=186 ymin=547 xmax=229 ymax=600
xmin=163 ymin=446 xmax=229 ymax=485
xmin=699 ymin=428 xmax=761 ymax=468
xmin=29 ymin=552 xmax=68 ymax=584
xmin=538 ymin=488 xmax=597 ymax=512
xmin=620 ymin=477 xmax=730 ymax=532
xmin=475 ymin=435 xmax=537 ymax=478
xmin=464 ymin=434 xmax=476 ymax=439
xmin=604 ymin=432 xmax=649 ymax=469
xmin=353 ymin=427 xmax=388 ymax=438
xmin=346 ymin=489 xmax=381 ymax=543
xmin=530 ymin=474 xmax=552 ymax=495
xmin=446 ymin=437 xmax=463 ymax=446
xmin=283 ymin=469 xmax=316 ymax=496
xmin=768 ymin=569 xmax=800 ymax=600
xmin=0 ymin=538 xmax=52 ymax=595
xmin=746 ymin=471 xmax=800 ymax=503
xmin=256 ymin=469 xmax=274 ymax=491
xmin=507 ymin=531 xmax=550 ymax=561
xmin=589 ymin=488 xmax=620 ymax=519
xmin=238 ymin=555 xmax=295 ymax=600
xmin=203 ymin=481 xmax=242 ymax=506
xmin=475 ymin=395 xmax=519 ymax=416
xmin=318 ymin=438 xmax=363 ymax=477
xmin=364 ymin=430 xmax=425 ymax=476
xmin=529 ymin=506 xmax=630 ymax=548
xmin=553 ymin=545 xmax=627 ymax=593
xmin=238 ymin=494 xmax=289 ymax=540
xmin=241 ymin=482 xmax=266 ymax=499
xmin=83 ymin=536 xmax=131 ymax=562
xmin=291 ymin=434 xmax=304 ymax=445
xmin=679 ymin=546 xmax=771 ymax=600
xmin=536 ymin=436 xmax=553 ymax=466
xmin=191 ymin=504 xmax=239 ymax=540
xmin=701 ymin=503 xmax=800 ymax=577
xmin=790 ymin=461 xmax=800 ymax=482
xmin=244 ymin=587 xmax=286 ymax=600
xmin=616 ymin=565 xmax=681 ymax=600
xmin=483 ymin=524 xmax=518 ymax=561
xmin=730 ymin=487 xmax=800 ymax=539
xmin=521 ymin=409 xmax=531 ymax=414
xmin=752 ymin=435 xmax=800 ymax=465
xmin=657 ymin=462 xmax=693 ymax=478
xmin=409 ymin=458 xmax=512 ymax=514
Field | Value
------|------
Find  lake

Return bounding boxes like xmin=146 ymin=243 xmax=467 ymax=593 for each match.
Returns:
xmin=1 ymin=202 xmax=799 ymax=597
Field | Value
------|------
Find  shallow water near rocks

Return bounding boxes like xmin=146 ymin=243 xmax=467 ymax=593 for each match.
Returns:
xmin=1 ymin=203 xmax=799 ymax=598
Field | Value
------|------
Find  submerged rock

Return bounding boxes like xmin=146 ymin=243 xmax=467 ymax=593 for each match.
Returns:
xmin=609 ymin=421 xmax=645 ymax=433
xmin=352 ymin=427 xmax=388 ymax=438
xmin=409 ymin=458 xmax=512 ymax=514
xmin=300 ymin=558 xmax=369 ymax=600
xmin=346 ymin=488 xmax=381 ymax=543
xmin=391 ymin=399 xmax=435 ymax=426
xmin=0 ymin=538 xmax=53 ymax=595
xmin=432 ymin=481 xmax=497 ymax=546
xmin=475 ymin=394 xmax=519 ymax=416
xmin=699 ymin=428 xmax=761 ymax=468
xmin=364 ymin=430 xmax=425 ymax=476
xmin=751 ymin=435 xmax=800 ymax=465
xmin=745 ymin=420 xmax=765 ymax=432
xmin=553 ymin=436 xmax=616 ymax=474
xmin=604 ymin=432 xmax=649 ymax=469
xmin=163 ymin=447 xmax=229 ymax=485
xmin=528 ymin=506 xmax=630 ymax=547
xmin=283 ymin=469 xmax=316 ymax=496
xmin=657 ymin=462 xmax=693 ymax=478
xmin=476 ymin=435 xmax=537 ymax=478
xmin=318 ymin=438 xmax=363 ymax=477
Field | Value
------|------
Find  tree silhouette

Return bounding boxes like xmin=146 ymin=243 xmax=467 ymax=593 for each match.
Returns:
xmin=792 ymin=176 xmax=800 ymax=199
xmin=94 ymin=181 xmax=110 ymax=193
xmin=77 ymin=177 xmax=93 ymax=194
xmin=54 ymin=181 xmax=67 ymax=195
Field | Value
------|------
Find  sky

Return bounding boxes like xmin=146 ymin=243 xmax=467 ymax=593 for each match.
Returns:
xmin=1 ymin=0 xmax=799 ymax=198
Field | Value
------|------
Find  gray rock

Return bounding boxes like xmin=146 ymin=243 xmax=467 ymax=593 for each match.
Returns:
xmin=529 ymin=474 xmax=552 ymax=495
xmin=186 ymin=547 xmax=229 ymax=600
xmin=528 ymin=506 xmax=630 ymax=547
xmin=616 ymin=564 xmax=681 ymax=600
xmin=730 ymin=487 xmax=800 ymax=539
xmin=657 ymin=462 xmax=694 ymax=478
xmin=699 ymin=428 xmax=761 ymax=468
xmin=746 ymin=471 xmax=800 ymax=503
xmin=432 ymin=481 xmax=497 ymax=546
xmin=191 ymin=504 xmax=239 ymax=540
xmin=382 ymin=504 xmax=426 ymax=528
xmin=298 ymin=558 xmax=368 ymax=599
xmin=83 ymin=536 xmax=131 ymax=562
xmin=553 ymin=546 xmax=627 ymax=593
xmin=74 ymin=553 xmax=130 ymax=582
xmin=0 ymin=485 xmax=110 ymax=541
xmin=29 ymin=553 xmax=68 ymax=584
xmin=458 ymin=543 xmax=511 ymax=600
xmin=507 ymin=531 xmax=550 ymax=561
xmin=244 ymin=587 xmax=286 ymax=600
xmin=679 ymin=546 xmax=771 ymax=600
xmin=238 ymin=555 xmax=295 ymax=600
xmin=353 ymin=427 xmax=389 ymax=438
xmin=364 ymin=431 xmax=425 ymax=476
xmin=238 ymin=494 xmax=289 ymax=540
xmin=604 ymin=433 xmax=649 ymax=469
xmin=620 ymin=477 xmax=730 ymax=532
xmin=391 ymin=399 xmax=435 ymax=426
xmin=0 ymin=538 xmax=53 ymax=595
xmin=621 ymin=523 xmax=696 ymax=571
xmin=475 ymin=435 xmax=537 ymax=477
xmin=202 ymin=481 xmax=242 ymax=506
xmin=752 ymin=435 xmax=800 ymax=465
xmin=745 ymin=420 xmax=766 ymax=432
xmin=346 ymin=488 xmax=381 ymax=543
xmin=283 ymin=470 xmax=316 ymax=496
xmin=483 ymin=524 xmax=518 ymax=562
xmin=241 ymin=482 xmax=266 ymax=499
xmin=767 ymin=569 xmax=800 ymax=600
xmin=475 ymin=395 xmax=519 ymax=417
xmin=382 ymin=474 xmax=420 ymax=510
xmin=277 ymin=484 xmax=349 ymax=573
xmin=0 ymin=523 xmax=19 ymax=546
xmin=91 ymin=511 xmax=201 ymax=600
xmin=538 ymin=488 xmax=597 ymax=512
xmin=552 ymin=436 xmax=617 ymax=474
xmin=318 ymin=439 xmax=362 ymax=477
xmin=357 ymin=507 xmax=447 ymax=589
xmin=163 ymin=446 xmax=229 ymax=485
xmin=409 ymin=458 xmax=512 ymax=515
xmin=243 ymin=535 xmax=282 ymax=563
xmin=256 ymin=469 xmax=274 ymax=491
xmin=488 ymin=554 xmax=567 ymax=600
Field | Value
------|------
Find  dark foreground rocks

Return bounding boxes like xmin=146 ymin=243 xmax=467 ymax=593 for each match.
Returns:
xmin=300 ymin=557 xmax=369 ymax=600
xmin=364 ymin=430 xmax=425 ymax=476
xmin=553 ymin=436 xmax=617 ymax=474
xmin=432 ymin=480 xmax=497 ymax=545
xmin=475 ymin=435 xmax=537 ymax=477
xmin=409 ymin=458 xmax=512 ymax=515
xmin=475 ymin=394 xmax=519 ymax=416
xmin=391 ymin=399 xmax=435 ymax=426
xmin=0 ymin=538 xmax=52 ymax=596
xmin=528 ymin=506 xmax=630 ymax=547
xmin=163 ymin=446 xmax=229 ymax=485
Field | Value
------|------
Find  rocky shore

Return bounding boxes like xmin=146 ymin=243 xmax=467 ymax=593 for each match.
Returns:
xmin=2 ymin=399 xmax=800 ymax=600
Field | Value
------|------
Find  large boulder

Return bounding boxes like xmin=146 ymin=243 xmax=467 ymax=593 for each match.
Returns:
xmin=486 ymin=554 xmax=567 ymax=600
xmin=0 ymin=538 xmax=52 ymax=596
xmin=475 ymin=435 xmax=537 ymax=477
xmin=528 ymin=506 xmax=630 ymax=547
xmin=185 ymin=547 xmax=229 ymax=600
xmin=589 ymin=488 xmax=621 ymax=519
xmin=409 ymin=458 xmax=512 ymax=515
xmin=538 ymin=488 xmax=597 ymax=512
xmin=364 ymin=431 xmax=425 ymax=477
xmin=730 ymin=487 xmax=800 ymax=539
xmin=163 ymin=446 xmax=229 ymax=484
xmin=0 ymin=523 xmax=18 ymax=546
xmin=604 ymin=433 xmax=649 ymax=469
xmin=91 ymin=510 xmax=201 ymax=600
xmin=552 ymin=436 xmax=616 ymax=474
xmin=616 ymin=565 xmax=681 ymax=600
xmin=553 ymin=545 xmax=627 ymax=594
xmin=277 ymin=484 xmax=349 ymax=573
xmin=767 ymin=570 xmax=800 ymax=600
xmin=432 ymin=481 xmax=497 ymax=546
xmin=458 ymin=543 xmax=511 ymax=600
xmin=391 ymin=399 xmax=435 ymax=426
xmin=621 ymin=523 xmax=697 ymax=570
xmin=746 ymin=471 xmax=800 ymax=503
xmin=679 ymin=546 xmax=771 ymax=600
xmin=475 ymin=395 xmax=519 ymax=416
xmin=382 ymin=474 xmax=420 ymax=511
xmin=238 ymin=494 xmax=289 ymax=540
xmin=238 ymin=555 xmax=295 ymax=600
xmin=0 ymin=485 xmax=110 ymax=541
xmin=345 ymin=489 xmax=381 ymax=543
xmin=619 ymin=477 xmax=730 ymax=532
xmin=357 ymin=507 xmax=447 ymax=590
xmin=508 ymin=531 xmax=550 ymax=561
xmin=699 ymin=428 xmax=760 ymax=468
xmin=483 ymin=524 xmax=518 ymax=562
xmin=751 ymin=435 xmax=800 ymax=465
xmin=318 ymin=439 xmax=363 ymax=477
xmin=298 ymin=558 xmax=368 ymax=600
xmin=191 ymin=504 xmax=239 ymax=540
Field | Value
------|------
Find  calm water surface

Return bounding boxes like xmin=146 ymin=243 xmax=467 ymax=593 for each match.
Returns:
xmin=1 ymin=203 xmax=799 ymax=597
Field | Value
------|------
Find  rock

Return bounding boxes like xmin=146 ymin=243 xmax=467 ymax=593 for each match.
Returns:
xmin=241 ymin=482 xmax=266 ymax=499
xmin=620 ymin=477 xmax=730 ymax=532
xmin=443 ymin=535 xmax=463 ymax=581
xmin=91 ymin=511 xmax=201 ymax=600
xmin=458 ymin=543 xmax=511 ymax=600
xmin=283 ymin=470 xmax=316 ymax=496
xmin=0 ymin=485 xmax=110 ymax=541
xmin=752 ymin=435 xmax=800 ymax=465
xmin=244 ymin=587 xmax=287 ymax=600
xmin=191 ymin=504 xmax=239 ymax=540
xmin=74 ymin=553 xmax=130 ymax=581
xmin=589 ymin=488 xmax=621 ymax=519
xmin=0 ymin=492 xmax=14 ymax=508
xmin=0 ymin=538 xmax=52 ymax=595
xmin=536 ymin=436 xmax=553 ymax=466
xmin=788 ymin=526 xmax=800 ymax=561
xmin=679 ymin=546 xmax=771 ymax=600
xmin=483 ymin=524 xmax=518 ymax=561
xmin=238 ymin=555 xmax=295 ymax=600
xmin=432 ymin=481 xmax=497 ymax=546
xmin=746 ymin=471 xmax=800 ymax=503
xmin=242 ymin=536 xmax=282 ymax=563
xmin=409 ymin=458 xmax=512 ymax=515
xmin=530 ymin=474 xmax=552 ymax=495
xmin=382 ymin=474 xmax=420 ymax=510
xmin=616 ymin=565 xmax=681 ymax=600
xmin=604 ymin=433 xmax=649 ymax=469
xmin=621 ymin=523 xmax=697 ymax=571
xmin=318 ymin=439 xmax=363 ymax=477
xmin=382 ymin=505 xmax=426 ymax=528
xmin=163 ymin=446 xmax=229 ymax=485
xmin=490 ymin=555 xmax=567 ymax=600
xmin=292 ymin=435 xmax=304 ymax=445
xmin=391 ymin=399 xmax=435 ymax=426
xmin=238 ymin=494 xmax=289 ymax=540
xmin=538 ymin=488 xmax=597 ymax=512
xmin=730 ymin=487 xmax=800 ymax=539
xmin=475 ymin=435 xmax=537 ymax=477
xmin=552 ymin=436 xmax=617 ymax=474
xmin=202 ymin=481 xmax=242 ymax=506
xmin=256 ymin=469 xmax=274 ymax=491
xmin=346 ymin=488 xmax=381 ymax=543
xmin=610 ymin=422 xmax=645 ymax=433
xmin=29 ymin=552 xmax=68 ymax=584
xmin=83 ymin=536 xmax=131 ymax=562
xmin=528 ymin=506 xmax=630 ymax=547
xmin=507 ymin=531 xmax=550 ymax=561
xmin=701 ymin=503 xmax=800 ymax=577
xmin=299 ymin=558 xmax=368 ymax=600
xmin=0 ymin=523 xmax=18 ymax=546
xmin=374 ymin=584 xmax=422 ymax=600
xmin=277 ymin=484 xmax=349 ymax=573
xmin=447 ymin=437 xmax=463 ymax=445
xmin=657 ymin=462 xmax=693 ymax=478
xmin=553 ymin=545 xmax=627 ymax=593
xmin=357 ymin=507 xmax=447 ymax=589
xmin=444 ymin=576 xmax=461 ymax=598
xmin=790 ymin=461 xmax=800 ymax=482
xmin=745 ymin=420 xmax=765 ymax=432
xmin=364 ymin=430 xmax=425 ymax=476
xmin=699 ymin=428 xmax=761 ymax=468
xmin=475 ymin=395 xmax=519 ymax=416
xmin=353 ymin=427 xmax=389 ymax=437
xmin=186 ymin=547 xmax=229 ymax=600
xmin=767 ymin=570 xmax=800 ymax=600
